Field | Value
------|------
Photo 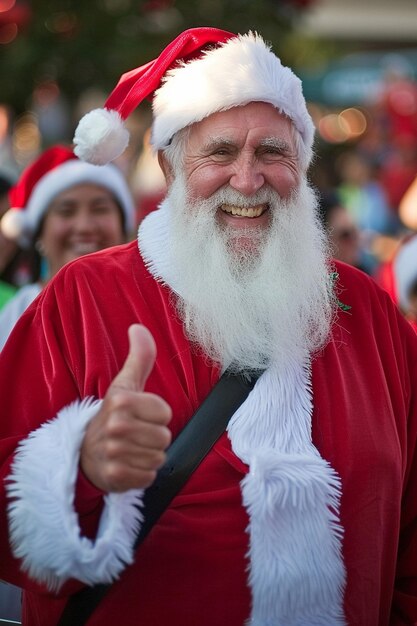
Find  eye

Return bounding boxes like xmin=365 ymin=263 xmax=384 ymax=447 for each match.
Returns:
xmin=259 ymin=146 xmax=284 ymax=157
xmin=92 ymin=204 xmax=112 ymax=214
xmin=90 ymin=201 xmax=119 ymax=216
xmin=208 ymin=145 xmax=236 ymax=161
xmin=203 ymin=139 xmax=236 ymax=156
xmin=50 ymin=206 xmax=76 ymax=219
xmin=210 ymin=146 xmax=233 ymax=157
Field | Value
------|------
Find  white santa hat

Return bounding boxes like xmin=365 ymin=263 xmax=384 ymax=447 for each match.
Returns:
xmin=1 ymin=144 xmax=135 ymax=247
xmin=73 ymin=27 xmax=315 ymax=171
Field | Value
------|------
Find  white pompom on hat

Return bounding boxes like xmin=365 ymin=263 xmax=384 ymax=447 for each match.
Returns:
xmin=73 ymin=27 xmax=315 ymax=171
xmin=1 ymin=145 xmax=136 ymax=247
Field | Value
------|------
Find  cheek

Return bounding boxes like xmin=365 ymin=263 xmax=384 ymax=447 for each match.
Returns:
xmin=267 ymin=166 xmax=299 ymax=199
xmin=41 ymin=222 xmax=69 ymax=250
xmin=98 ymin=216 xmax=125 ymax=242
xmin=187 ymin=167 xmax=230 ymax=200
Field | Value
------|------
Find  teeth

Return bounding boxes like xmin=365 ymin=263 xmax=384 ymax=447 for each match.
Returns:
xmin=221 ymin=204 xmax=265 ymax=218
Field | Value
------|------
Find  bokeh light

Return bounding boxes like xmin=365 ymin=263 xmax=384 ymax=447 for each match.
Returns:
xmin=44 ymin=12 xmax=78 ymax=36
xmin=0 ymin=22 xmax=17 ymax=44
xmin=316 ymin=107 xmax=368 ymax=143
xmin=338 ymin=108 xmax=368 ymax=137
xmin=0 ymin=0 xmax=16 ymax=13
xmin=33 ymin=81 xmax=60 ymax=107
xmin=0 ymin=105 xmax=10 ymax=141
xmin=12 ymin=113 xmax=41 ymax=165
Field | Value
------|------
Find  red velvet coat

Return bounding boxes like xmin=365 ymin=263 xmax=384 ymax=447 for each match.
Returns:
xmin=0 ymin=241 xmax=417 ymax=625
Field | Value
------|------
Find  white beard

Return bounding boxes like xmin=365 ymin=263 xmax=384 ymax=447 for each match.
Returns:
xmin=166 ymin=175 xmax=334 ymax=373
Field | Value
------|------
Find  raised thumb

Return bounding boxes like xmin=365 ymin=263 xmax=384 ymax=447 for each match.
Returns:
xmin=111 ymin=324 xmax=156 ymax=393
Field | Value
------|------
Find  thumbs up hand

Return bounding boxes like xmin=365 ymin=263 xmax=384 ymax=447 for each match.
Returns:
xmin=80 ymin=325 xmax=172 ymax=493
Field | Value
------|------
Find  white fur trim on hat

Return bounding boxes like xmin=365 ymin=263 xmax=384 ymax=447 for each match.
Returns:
xmin=393 ymin=235 xmax=417 ymax=311
xmin=151 ymin=32 xmax=315 ymax=169
xmin=4 ymin=159 xmax=135 ymax=246
xmin=6 ymin=398 xmax=144 ymax=590
xmin=74 ymin=108 xmax=130 ymax=166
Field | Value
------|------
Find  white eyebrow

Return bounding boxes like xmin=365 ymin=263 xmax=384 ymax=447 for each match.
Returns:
xmin=201 ymin=136 xmax=236 ymax=151
xmin=259 ymin=137 xmax=291 ymax=151
xmin=200 ymin=136 xmax=291 ymax=153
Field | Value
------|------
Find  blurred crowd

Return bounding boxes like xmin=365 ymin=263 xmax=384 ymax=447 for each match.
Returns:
xmin=314 ymin=71 xmax=417 ymax=329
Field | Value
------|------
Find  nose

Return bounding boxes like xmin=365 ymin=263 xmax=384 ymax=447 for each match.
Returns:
xmin=72 ymin=208 xmax=96 ymax=232
xmin=229 ymin=157 xmax=264 ymax=196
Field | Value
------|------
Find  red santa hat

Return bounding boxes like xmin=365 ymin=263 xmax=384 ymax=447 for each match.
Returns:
xmin=1 ymin=145 xmax=135 ymax=246
xmin=73 ymin=27 xmax=315 ymax=170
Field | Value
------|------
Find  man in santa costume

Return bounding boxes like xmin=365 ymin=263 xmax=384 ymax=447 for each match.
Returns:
xmin=0 ymin=27 xmax=416 ymax=626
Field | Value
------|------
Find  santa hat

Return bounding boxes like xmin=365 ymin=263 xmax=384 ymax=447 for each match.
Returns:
xmin=73 ymin=27 xmax=315 ymax=170
xmin=1 ymin=145 xmax=135 ymax=247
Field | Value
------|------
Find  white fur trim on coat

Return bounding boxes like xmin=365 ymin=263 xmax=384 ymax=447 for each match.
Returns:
xmin=229 ymin=362 xmax=346 ymax=625
xmin=7 ymin=398 xmax=143 ymax=590
xmin=151 ymin=32 xmax=315 ymax=170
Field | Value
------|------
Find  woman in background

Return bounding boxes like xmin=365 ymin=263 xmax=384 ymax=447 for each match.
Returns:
xmin=0 ymin=144 xmax=136 ymax=352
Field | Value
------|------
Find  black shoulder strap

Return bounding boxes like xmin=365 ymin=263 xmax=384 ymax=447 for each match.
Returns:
xmin=58 ymin=369 xmax=260 ymax=626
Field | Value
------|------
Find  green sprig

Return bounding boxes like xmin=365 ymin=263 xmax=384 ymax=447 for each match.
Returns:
xmin=329 ymin=272 xmax=352 ymax=312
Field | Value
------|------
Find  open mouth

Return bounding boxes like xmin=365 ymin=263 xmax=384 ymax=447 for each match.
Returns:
xmin=220 ymin=204 xmax=268 ymax=218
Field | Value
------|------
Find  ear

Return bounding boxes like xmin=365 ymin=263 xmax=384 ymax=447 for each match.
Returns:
xmin=158 ymin=151 xmax=174 ymax=188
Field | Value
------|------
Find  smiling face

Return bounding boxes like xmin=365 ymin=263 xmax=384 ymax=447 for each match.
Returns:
xmin=156 ymin=103 xmax=333 ymax=371
xmin=37 ymin=183 xmax=125 ymax=278
xmin=160 ymin=102 xmax=300 ymax=239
